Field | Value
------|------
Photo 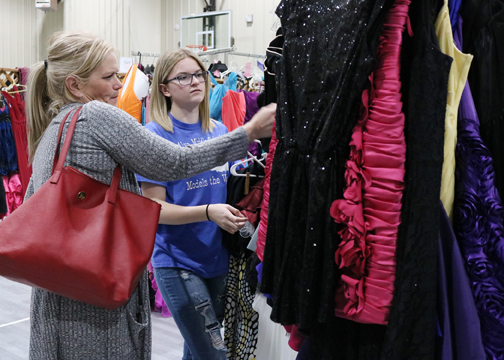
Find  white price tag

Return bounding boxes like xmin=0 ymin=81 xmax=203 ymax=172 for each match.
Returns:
xmin=119 ymin=57 xmax=134 ymax=73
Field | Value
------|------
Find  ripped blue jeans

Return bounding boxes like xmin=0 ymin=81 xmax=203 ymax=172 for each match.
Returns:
xmin=153 ymin=268 xmax=227 ymax=360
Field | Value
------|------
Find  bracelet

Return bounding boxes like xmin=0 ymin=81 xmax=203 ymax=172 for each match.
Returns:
xmin=206 ymin=204 xmax=211 ymax=221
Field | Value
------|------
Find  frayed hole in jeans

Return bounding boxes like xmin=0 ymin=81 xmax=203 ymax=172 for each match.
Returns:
xmin=206 ymin=324 xmax=226 ymax=351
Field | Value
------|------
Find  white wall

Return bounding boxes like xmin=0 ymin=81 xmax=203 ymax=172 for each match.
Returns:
xmin=1 ymin=0 xmax=280 ymax=69
xmin=166 ymin=0 xmax=280 ymax=63
xmin=37 ymin=0 xmax=65 ymax=61
xmin=0 ymin=0 xmax=38 ymax=68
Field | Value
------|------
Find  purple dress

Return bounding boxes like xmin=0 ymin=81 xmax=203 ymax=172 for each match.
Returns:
xmin=453 ymin=17 xmax=504 ymax=360
xmin=238 ymin=89 xmax=261 ymax=157
xmin=437 ymin=200 xmax=486 ymax=360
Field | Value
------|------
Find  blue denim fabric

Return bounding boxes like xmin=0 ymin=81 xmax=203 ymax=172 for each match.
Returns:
xmin=153 ymin=268 xmax=227 ymax=360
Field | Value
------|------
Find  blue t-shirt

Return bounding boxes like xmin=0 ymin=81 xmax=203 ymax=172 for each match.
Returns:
xmin=136 ymin=115 xmax=230 ymax=278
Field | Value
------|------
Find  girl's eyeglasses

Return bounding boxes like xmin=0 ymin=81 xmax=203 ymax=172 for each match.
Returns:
xmin=165 ymin=71 xmax=209 ymax=86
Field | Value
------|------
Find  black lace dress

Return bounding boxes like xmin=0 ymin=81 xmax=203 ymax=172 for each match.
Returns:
xmin=260 ymin=0 xmax=394 ymax=332
xmin=461 ymin=0 xmax=504 ymax=199
xmin=379 ymin=0 xmax=452 ymax=359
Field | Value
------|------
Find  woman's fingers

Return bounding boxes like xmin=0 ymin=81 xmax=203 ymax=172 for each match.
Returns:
xmin=243 ymin=103 xmax=277 ymax=141
xmin=210 ymin=204 xmax=249 ymax=234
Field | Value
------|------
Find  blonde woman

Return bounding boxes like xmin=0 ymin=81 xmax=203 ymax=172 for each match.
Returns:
xmin=25 ymin=32 xmax=275 ymax=359
xmin=137 ymin=48 xmax=255 ymax=360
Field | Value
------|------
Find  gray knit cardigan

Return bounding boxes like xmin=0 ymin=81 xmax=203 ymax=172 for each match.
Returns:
xmin=26 ymin=101 xmax=248 ymax=359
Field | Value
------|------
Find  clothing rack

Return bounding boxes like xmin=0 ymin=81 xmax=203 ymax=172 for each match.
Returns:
xmin=198 ymin=46 xmax=236 ymax=57
xmin=131 ymin=51 xmax=160 ymax=58
xmin=196 ymin=47 xmax=265 ymax=67
xmin=229 ymin=51 xmax=265 ymax=60
xmin=131 ymin=48 xmax=265 ymax=63
xmin=130 ymin=51 xmax=160 ymax=70
xmin=224 ymin=50 xmax=265 ymax=64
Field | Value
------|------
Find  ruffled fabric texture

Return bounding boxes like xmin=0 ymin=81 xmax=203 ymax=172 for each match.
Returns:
xmin=453 ymin=18 xmax=504 ymax=360
xmin=2 ymin=173 xmax=23 ymax=216
xmin=330 ymin=0 xmax=409 ymax=325
xmin=256 ymin=124 xmax=278 ymax=262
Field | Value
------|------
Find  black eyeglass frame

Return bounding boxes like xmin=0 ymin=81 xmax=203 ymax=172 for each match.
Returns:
xmin=165 ymin=71 xmax=209 ymax=86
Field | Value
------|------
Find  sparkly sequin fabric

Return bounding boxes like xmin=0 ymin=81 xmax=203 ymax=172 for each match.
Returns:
xmin=260 ymin=0 xmax=395 ymax=331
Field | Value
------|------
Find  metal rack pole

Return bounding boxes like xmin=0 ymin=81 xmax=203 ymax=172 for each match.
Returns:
xmin=197 ymin=46 xmax=236 ymax=56
xmin=230 ymin=51 xmax=265 ymax=59
xmin=131 ymin=51 xmax=161 ymax=57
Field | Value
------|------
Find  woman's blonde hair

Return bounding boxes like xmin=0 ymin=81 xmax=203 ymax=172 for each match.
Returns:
xmin=150 ymin=48 xmax=214 ymax=133
xmin=26 ymin=31 xmax=117 ymax=162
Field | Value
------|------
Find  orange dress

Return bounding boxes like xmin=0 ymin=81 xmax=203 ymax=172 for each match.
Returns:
xmin=117 ymin=64 xmax=149 ymax=123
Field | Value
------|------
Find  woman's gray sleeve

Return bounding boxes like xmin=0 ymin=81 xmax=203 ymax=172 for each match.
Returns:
xmin=84 ymin=101 xmax=249 ymax=182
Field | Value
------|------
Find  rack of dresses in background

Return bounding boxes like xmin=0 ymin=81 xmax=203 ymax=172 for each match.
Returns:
xmin=194 ymin=48 xmax=272 ymax=359
xmin=130 ymin=50 xmax=160 ymax=78
xmin=197 ymin=46 xmax=265 ymax=66
xmin=198 ymin=47 xmax=265 ymax=88
xmin=116 ymin=51 xmax=160 ymax=126
xmin=198 ymin=48 xmax=266 ymax=139
xmin=0 ymin=67 xmax=31 ymax=220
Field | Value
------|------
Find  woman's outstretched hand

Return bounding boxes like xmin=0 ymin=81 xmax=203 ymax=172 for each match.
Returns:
xmin=208 ymin=204 xmax=247 ymax=234
xmin=243 ymin=103 xmax=277 ymax=142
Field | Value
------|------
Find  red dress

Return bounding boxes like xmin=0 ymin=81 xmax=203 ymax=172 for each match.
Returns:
xmin=330 ymin=0 xmax=410 ymax=325
xmin=256 ymin=124 xmax=279 ymax=261
xmin=222 ymin=90 xmax=246 ymax=132
xmin=1 ymin=86 xmax=32 ymax=198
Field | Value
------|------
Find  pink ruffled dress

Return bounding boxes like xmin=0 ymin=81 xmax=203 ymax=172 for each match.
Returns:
xmin=330 ymin=0 xmax=410 ymax=325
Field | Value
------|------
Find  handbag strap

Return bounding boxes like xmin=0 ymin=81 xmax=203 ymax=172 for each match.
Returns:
xmin=51 ymin=107 xmax=82 ymax=179
xmin=49 ymin=106 xmax=123 ymax=205
xmin=108 ymin=165 xmax=122 ymax=204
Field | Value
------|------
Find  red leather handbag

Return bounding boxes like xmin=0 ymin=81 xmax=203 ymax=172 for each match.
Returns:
xmin=0 ymin=107 xmax=161 ymax=310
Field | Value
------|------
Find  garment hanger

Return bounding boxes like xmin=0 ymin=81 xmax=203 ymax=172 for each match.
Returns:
xmin=249 ymin=60 xmax=264 ymax=92
xmin=220 ymin=53 xmax=239 ymax=78
xmin=1 ymin=83 xmax=20 ymax=91
xmin=230 ymin=158 xmax=256 ymax=177
xmin=247 ymin=151 xmax=266 ymax=168
xmin=230 ymin=159 xmax=265 ymax=178
xmin=6 ymin=88 xmax=26 ymax=94
xmin=1 ymin=84 xmax=26 ymax=94
xmin=221 ymin=61 xmax=239 ymax=79
xmin=230 ymin=151 xmax=267 ymax=177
